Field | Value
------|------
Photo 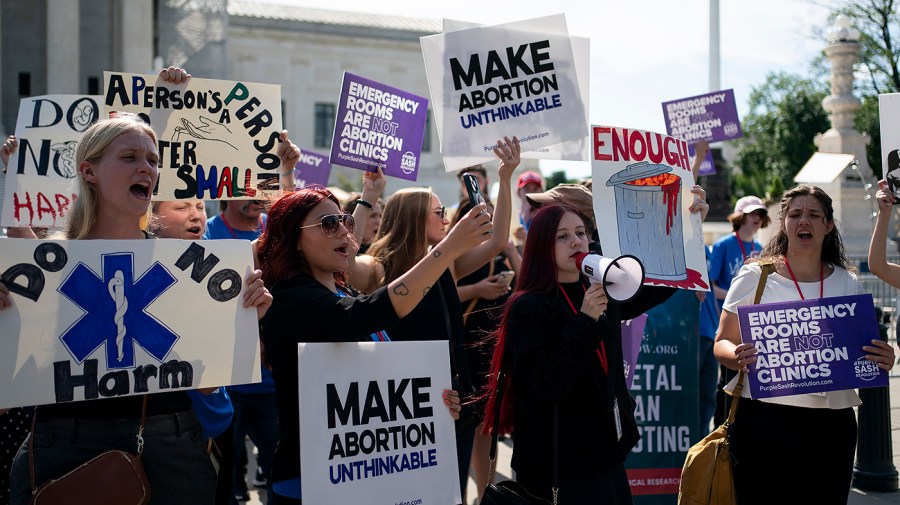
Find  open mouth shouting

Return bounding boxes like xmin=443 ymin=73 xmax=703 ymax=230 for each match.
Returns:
xmin=130 ymin=181 xmax=152 ymax=200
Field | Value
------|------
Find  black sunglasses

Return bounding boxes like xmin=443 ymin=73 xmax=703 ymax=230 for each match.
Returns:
xmin=300 ymin=214 xmax=355 ymax=237
xmin=432 ymin=206 xmax=447 ymax=220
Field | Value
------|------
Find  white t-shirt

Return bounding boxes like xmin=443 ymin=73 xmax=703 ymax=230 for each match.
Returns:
xmin=722 ymin=262 xmax=865 ymax=409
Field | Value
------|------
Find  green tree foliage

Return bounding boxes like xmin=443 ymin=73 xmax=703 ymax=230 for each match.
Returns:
xmin=732 ymin=72 xmax=830 ymax=200
xmin=545 ymin=170 xmax=575 ymax=190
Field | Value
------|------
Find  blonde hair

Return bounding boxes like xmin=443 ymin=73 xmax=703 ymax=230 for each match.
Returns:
xmin=66 ymin=116 xmax=158 ymax=239
xmin=367 ymin=187 xmax=434 ymax=285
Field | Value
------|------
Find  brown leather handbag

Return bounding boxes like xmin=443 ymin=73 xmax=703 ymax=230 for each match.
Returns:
xmin=29 ymin=396 xmax=152 ymax=505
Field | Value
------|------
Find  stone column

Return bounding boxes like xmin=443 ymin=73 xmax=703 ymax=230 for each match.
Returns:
xmin=115 ymin=0 xmax=153 ymax=73
xmin=46 ymin=0 xmax=80 ymax=94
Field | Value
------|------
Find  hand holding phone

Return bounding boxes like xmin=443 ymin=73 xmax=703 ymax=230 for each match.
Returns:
xmin=463 ymin=173 xmax=486 ymax=208
xmin=496 ymin=270 xmax=515 ymax=288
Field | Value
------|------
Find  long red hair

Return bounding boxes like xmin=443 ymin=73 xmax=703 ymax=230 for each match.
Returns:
xmin=481 ymin=204 xmax=580 ymax=435
xmin=256 ymin=188 xmax=348 ymax=288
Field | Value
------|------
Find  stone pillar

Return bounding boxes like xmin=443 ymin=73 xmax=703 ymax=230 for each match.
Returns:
xmin=46 ymin=0 xmax=80 ymax=94
xmin=115 ymin=0 xmax=154 ymax=73
xmin=816 ymin=16 xmax=872 ymax=181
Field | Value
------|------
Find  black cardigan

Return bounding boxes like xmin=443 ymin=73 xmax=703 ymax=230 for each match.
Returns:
xmin=507 ymin=280 xmax=674 ymax=482
xmin=260 ymin=275 xmax=401 ymax=483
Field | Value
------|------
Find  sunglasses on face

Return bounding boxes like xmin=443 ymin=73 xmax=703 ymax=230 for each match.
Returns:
xmin=300 ymin=214 xmax=355 ymax=237
xmin=432 ymin=206 xmax=447 ymax=220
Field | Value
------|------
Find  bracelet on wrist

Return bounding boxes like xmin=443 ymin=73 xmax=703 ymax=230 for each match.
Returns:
xmin=355 ymin=199 xmax=374 ymax=210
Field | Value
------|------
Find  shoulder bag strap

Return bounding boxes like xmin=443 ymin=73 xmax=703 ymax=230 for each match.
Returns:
xmin=726 ymin=260 xmax=776 ymax=425
xmin=29 ymin=395 xmax=149 ymax=493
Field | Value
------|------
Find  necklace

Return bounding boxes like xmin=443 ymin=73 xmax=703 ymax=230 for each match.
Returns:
xmin=782 ymin=257 xmax=824 ymax=300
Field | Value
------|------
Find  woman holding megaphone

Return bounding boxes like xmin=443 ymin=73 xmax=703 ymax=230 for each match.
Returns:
xmin=480 ymin=198 xmax=709 ymax=504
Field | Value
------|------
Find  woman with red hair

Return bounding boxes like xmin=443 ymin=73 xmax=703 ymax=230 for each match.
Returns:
xmin=256 ymin=186 xmax=492 ymax=504
xmin=481 ymin=203 xmax=702 ymax=504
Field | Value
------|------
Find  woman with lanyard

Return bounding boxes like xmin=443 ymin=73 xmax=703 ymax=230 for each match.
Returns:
xmin=714 ymin=185 xmax=896 ymax=504
xmin=709 ymin=194 xmax=770 ymax=425
xmin=480 ymin=197 xmax=709 ymax=503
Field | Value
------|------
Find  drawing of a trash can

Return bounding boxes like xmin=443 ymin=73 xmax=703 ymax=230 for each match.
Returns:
xmin=606 ymin=161 xmax=686 ymax=281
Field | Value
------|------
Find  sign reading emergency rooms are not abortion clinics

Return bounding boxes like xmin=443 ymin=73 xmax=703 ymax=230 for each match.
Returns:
xmin=421 ymin=13 xmax=587 ymax=171
xmin=0 ymin=239 xmax=261 ymax=409
xmin=329 ymin=73 xmax=428 ymax=182
xmin=661 ymin=89 xmax=742 ymax=176
xmin=737 ymin=294 xmax=887 ymax=399
xmin=103 ymin=71 xmax=284 ymax=201
xmin=298 ymin=341 xmax=460 ymax=505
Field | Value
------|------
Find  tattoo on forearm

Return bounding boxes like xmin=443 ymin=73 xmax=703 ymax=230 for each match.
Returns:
xmin=432 ymin=250 xmax=441 ymax=258
xmin=393 ymin=283 xmax=410 ymax=296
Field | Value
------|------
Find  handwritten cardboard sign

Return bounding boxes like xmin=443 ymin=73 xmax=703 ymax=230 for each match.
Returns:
xmin=103 ymin=72 xmax=284 ymax=200
xmin=1 ymin=95 xmax=100 ymax=228
xmin=0 ymin=238 xmax=261 ymax=408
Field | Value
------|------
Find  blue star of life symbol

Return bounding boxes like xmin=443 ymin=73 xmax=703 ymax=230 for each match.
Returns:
xmin=58 ymin=252 xmax=179 ymax=369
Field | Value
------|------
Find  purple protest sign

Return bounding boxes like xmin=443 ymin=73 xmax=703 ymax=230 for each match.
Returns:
xmin=293 ymin=148 xmax=331 ymax=189
xmin=737 ymin=294 xmax=886 ymax=399
xmin=662 ymin=89 xmax=743 ymax=176
xmin=622 ymin=314 xmax=648 ymax=388
xmin=687 ymin=144 xmax=716 ymax=177
xmin=329 ymin=72 xmax=428 ymax=182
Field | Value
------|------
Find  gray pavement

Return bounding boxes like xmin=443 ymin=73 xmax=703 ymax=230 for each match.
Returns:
xmin=242 ymin=376 xmax=900 ymax=505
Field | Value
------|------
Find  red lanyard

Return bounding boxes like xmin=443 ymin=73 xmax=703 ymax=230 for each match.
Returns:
xmin=783 ymin=257 xmax=824 ymax=300
xmin=220 ymin=214 xmax=263 ymax=239
xmin=558 ymin=284 xmax=608 ymax=374
xmin=734 ymin=232 xmax=754 ymax=261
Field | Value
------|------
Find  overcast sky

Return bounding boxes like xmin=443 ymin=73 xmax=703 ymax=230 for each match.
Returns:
xmin=281 ymin=0 xmax=836 ymax=178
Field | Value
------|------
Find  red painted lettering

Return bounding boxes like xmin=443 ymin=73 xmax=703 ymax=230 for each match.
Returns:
xmin=13 ymin=192 xmax=33 ymax=223
xmin=36 ymin=192 xmax=57 ymax=222
xmin=218 ymin=168 xmax=233 ymax=198
xmin=593 ymin=126 xmax=612 ymax=161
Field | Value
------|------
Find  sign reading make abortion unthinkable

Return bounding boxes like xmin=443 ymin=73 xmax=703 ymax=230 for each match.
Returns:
xmin=737 ymin=294 xmax=887 ymax=398
xmin=329 ymin=73 xmax=428 ymax=182
xmin=591 ymin=125 xmax=709 ymax=291
xmin=420 ymin=13 xmax=587 ymax=171
xmin=294 ymin=148 xmax=332 ymax=189
xmin=1 ymin=95 xmax=100 ymax=228
xmin=103 ymin=72 xmax=284 ymax=201
xmin=661 ymin=89 xmax=742 ymax=176
xmin=0 ymin=239 xmax=261 ymax=409
xmin=298 ymin=341 xmax=460 ymax=505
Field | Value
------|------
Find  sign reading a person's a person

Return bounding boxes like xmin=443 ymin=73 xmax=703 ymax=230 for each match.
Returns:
xmin=591 ymin=125 xmax=708 ymax=291
xmin=329 ymin=73 xmax=428 ymax=182
xmin=737 ymin=294 xmax=887 ymax=398
xmin=103 ymin=72 xmax=284 ymax=200
xmin=298 ymin=341 xmax=460 ymax=505
xmin=0 ymin=239 xmax=261 ymax=409
xmin=1 ymin=95 xmax=100 ymax=228
xmin=661 ymin=89 xmax=742 ymax=176
xmin=421 ymin=13 xmax=587 ymax=171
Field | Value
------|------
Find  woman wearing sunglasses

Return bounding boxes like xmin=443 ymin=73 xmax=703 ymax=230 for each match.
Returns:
xmin=256 ymin=186 xmax=493 ymax=504
xmin=348 ymin=137 xmax=519 ymax=498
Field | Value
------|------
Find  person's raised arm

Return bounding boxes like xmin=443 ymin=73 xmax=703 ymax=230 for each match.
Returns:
xmin=691 ymin=140 xmax=709 ymax=181
xmin=347 ymin=168 xmax=386 ymax=293
xmin=452 ymin=136 xmax=519 ymax=279
xmin=868 ymin=180 xmax=900 ymax=286
xmin=277 ymin=130 xmax=301 ymax=192
xmin=388 ymin=203 xmax=492 ymax=318
xmin=1 ymin=136 xmax=37 ymax=238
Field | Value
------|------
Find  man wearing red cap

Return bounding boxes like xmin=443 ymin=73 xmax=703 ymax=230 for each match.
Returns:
xmin=516 ymin=170 xmax=544 ymax=230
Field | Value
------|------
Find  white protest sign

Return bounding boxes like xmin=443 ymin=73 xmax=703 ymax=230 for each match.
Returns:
xmin=441 ymin=19 xmax=590 ymax=165
xmin=299 ymin=341 xmax=460 ymax=505
xmin=1 ymin=95 xmax=101 ymax=228
xmin=591 ymin=125 xmax=709 ymax=291
xmin=421 ymin=14 xmax=587 ymax=171
xmin=103 ymin=72 xmax=284 ymax=201
xmin=0 ymin=239 xmax=261 ymax=409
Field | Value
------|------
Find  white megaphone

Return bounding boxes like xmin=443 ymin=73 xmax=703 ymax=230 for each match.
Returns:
xmin=575 ymin=252 xmax=645 ymax=303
